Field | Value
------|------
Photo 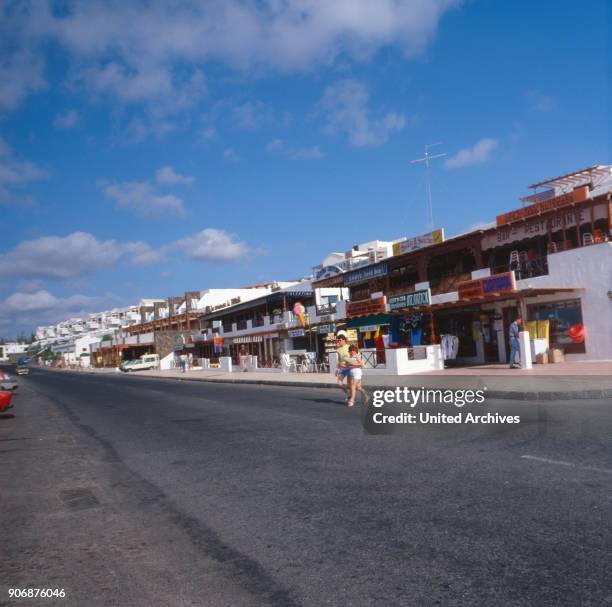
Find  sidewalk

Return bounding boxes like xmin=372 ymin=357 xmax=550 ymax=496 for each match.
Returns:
xmin=42 ymin=361 xmax=612 ymax=400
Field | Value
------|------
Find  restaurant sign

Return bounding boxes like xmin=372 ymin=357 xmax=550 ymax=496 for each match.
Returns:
xmin=482 ymin=203 xmax=607 ymax=250
xmin=317 ymin=324 xmax=336 ymax=334
xmin=458 ymin=272 xmax=517 ymax=300
xmin=392 ymin=229 xmax=445 ymax=256
xmin=496 ymin=185 xmax=589 ymax=226
xmin=288 ymin=328 xmax=305 ymax=337
xmin=344 ymin=263 xmax=388 ymax=285
xmin=388 ymin=288 xmax=431 ymax=311
xmin=346 ymin=296 xmax=387 ymax=318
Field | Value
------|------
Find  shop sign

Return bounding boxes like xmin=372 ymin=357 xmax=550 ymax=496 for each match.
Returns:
xmin=318 ymin=314 xmax=332 ymax=322
xmin=346 ymin=296 xmax=386 ymax=318
xmin=496 ymin=185 xmax=589 ymax=226
xmin=344 ymin=263 xmax=388 ymax=285
xmin=288 ymin=329 xmax=305 ymax=337
xmin=458 ymin=272 xmax=516 ymax=300
xmin=483 ymin=203 xmax=606 ymax=249
xmin=314 ymin=265 xmax=345 ymax=280
xmin=388 ymin=288 xmax=431 ymax=310
xmin=317 ymin=324 xmax=336 ymax=334
xmin=392 ymin=229 xmax=445 ymax=256
xmin=358 ymin=325 xmax=379 ymax=332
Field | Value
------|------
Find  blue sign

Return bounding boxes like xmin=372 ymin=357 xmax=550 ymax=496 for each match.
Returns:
xmin=344 ymin=263 xmax=388 ymax=285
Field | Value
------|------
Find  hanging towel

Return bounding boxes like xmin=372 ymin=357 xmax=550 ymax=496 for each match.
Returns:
xmin=524 ymin=321 xmax=538 ymax=339
xmin=537 ymin=320 xmax=550 ymax=347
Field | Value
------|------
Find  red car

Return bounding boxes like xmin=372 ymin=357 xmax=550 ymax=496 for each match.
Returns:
xmin=0 ymin=390 xmax=13 ymax=412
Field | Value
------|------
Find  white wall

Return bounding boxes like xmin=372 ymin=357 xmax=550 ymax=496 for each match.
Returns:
xmin=515 ymin=242 xmax=612 ymax=361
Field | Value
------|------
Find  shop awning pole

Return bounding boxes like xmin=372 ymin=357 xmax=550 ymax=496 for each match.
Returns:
xmin=519 ymin=295 xmax=527 ymax=321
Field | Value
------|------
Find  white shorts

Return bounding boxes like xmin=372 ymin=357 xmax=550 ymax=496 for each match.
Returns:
xmin=349 ymin=368 xmax=362 ymax=380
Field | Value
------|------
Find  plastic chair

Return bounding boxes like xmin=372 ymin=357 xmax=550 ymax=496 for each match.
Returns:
xmin=280 ymin=353 xmax=297 ymax=372
xmin=509 ymin=250 xmax=521 ymax=278
xmin=582 ymin=233 xmax=594 ymax=246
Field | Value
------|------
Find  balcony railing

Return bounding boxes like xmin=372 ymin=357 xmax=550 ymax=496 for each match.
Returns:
xmin=316 ymin=302 xmax=337 ymax=315
xmin=491 ymin=254 xmax=549 ymax=281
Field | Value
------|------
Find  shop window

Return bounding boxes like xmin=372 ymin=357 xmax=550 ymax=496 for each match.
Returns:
xmin=528 ymin=299 xmax=585 ymax=354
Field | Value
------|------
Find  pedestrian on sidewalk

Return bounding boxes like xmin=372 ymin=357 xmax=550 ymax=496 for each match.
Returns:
xmin=509 ymin=316 xmax=522 ymax=368
xmin=347 ymin=345 xmax=368 ymax=407
xmin=335 ymin=331 xmax=352 ymax=403
xmin=239 ymin=346 xmax=249 ymax=372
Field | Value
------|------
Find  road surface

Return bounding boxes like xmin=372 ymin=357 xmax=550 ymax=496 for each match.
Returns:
xmin=1 ymin=369 xmax=610 ymax=606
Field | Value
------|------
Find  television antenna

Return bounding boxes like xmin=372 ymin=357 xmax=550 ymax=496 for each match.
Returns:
xmin=410 ymin=142 xmax=447 ymax=231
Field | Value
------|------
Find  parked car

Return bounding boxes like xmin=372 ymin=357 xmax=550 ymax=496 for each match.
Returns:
xmin=0 ymin=390 xmax=13 ymax=412
xmin=121 ymin=354 xmax=159 ymax=372
xmin=119 ymin=359 xmax=137 ymax=372
xmin=0 ymin=372 xmax=18 ymax=390
xmin=16 ymin=365 xmax=29 ymax=376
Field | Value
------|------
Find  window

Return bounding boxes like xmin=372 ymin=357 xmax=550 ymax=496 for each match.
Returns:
xmin=528 ymin=299 xmax=585 ymax=354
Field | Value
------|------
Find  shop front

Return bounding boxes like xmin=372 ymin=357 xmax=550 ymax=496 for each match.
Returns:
xmin=421 ymin=283 xmax=581 ymax=365
xmin=387 ymin=288 xmax=436 ymax=350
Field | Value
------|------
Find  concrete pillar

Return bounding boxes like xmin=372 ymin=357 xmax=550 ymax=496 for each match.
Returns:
xmin=519 ymin=331 xmax=532 ymax=369
xmin=219 ymin=356 xmax=233 ymax=372
xmin=328 ymin=352 xmax=338 ymax=375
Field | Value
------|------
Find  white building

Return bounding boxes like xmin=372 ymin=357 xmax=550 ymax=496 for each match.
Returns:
xmin=0 ymin=342 xmax=29 ymax=361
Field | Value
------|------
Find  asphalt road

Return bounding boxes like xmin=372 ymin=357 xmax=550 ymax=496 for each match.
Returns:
xmin=1 ymin=369 xmax=610 ymax=607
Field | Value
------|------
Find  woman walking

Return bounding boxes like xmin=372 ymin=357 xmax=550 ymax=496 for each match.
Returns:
xmin=346 ymin=345 xmax=369 ymax=407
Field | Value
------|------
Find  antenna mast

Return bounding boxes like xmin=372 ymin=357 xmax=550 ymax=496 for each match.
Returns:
xmin=410 ymin=143 xmax=447 ymax=231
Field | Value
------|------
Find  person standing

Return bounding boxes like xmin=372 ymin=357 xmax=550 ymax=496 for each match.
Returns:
xmin=508 ymin=316 xmax=522 ymax=368
xmin=335 ymin=331 xmax=352 ymax=402
xmin=347 ymin=345 xmax=368 ymax=407
xmin=239 ymin=345 xmax=249 ymax=372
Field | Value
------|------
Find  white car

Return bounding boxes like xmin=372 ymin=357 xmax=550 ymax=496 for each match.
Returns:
xmin=121 ymin=354 xmax=159 ymax=372
xmin=0 ymin=372 xmax=17 ymax=390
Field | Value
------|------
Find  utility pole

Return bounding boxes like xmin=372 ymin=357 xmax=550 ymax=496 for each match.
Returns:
xmin=410 ymin=143 xmax=447 ymax=231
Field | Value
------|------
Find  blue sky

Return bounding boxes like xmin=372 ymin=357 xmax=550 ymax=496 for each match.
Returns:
xmin=0 ymin=0 xmax=609 ymax=335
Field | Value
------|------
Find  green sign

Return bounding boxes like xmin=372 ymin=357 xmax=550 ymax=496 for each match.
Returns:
xmin=388 ymin=288 xmax=431 ymax=311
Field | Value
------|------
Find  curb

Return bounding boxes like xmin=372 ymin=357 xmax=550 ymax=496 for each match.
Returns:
xmin=38 ymin=368 xmax=612 ymax=401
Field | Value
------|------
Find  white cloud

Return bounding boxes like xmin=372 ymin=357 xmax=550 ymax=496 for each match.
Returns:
xmin=0 ymin=232 xmax=160 ymax=280
xmin=176 ymin=228 xmax=247 ymax=261
xmin=155 ymin=166 xmax=195 ymax=185
xmin=200 ymin=126 xmax=217 ymax=141
xmin=0 ymin=49 xmax=47 ymax=112
xmin=445 ymin=138 xmax=499 ymax=169
xmin=102 ymin=180 xmax=186 ymax=216
xmin=232 ymin=101 xmax=275 ymax=130
xmin=0 ymin=289 xmax=119 ymax=331
xmin=3 ymin=1 xmax=458 ymax=112
xmin=525 ymin=90 xmax=555 ymax=113
xmin=319 ymin=79 xmax=405 ymax=147
xmin=15 ymin=279 xmax=45 ymax=293
xmin=120 ymin=241 xmax=162 ymax=265
xmin=266 ymin=138 xmax=325 ymax=160
xmin=53 ymin=109 xmax=80 ymax=129
xmin=0 ymin=137 xmax=46 ymax=203
xmin=223 ymin=148 xmax=239 ymax=161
